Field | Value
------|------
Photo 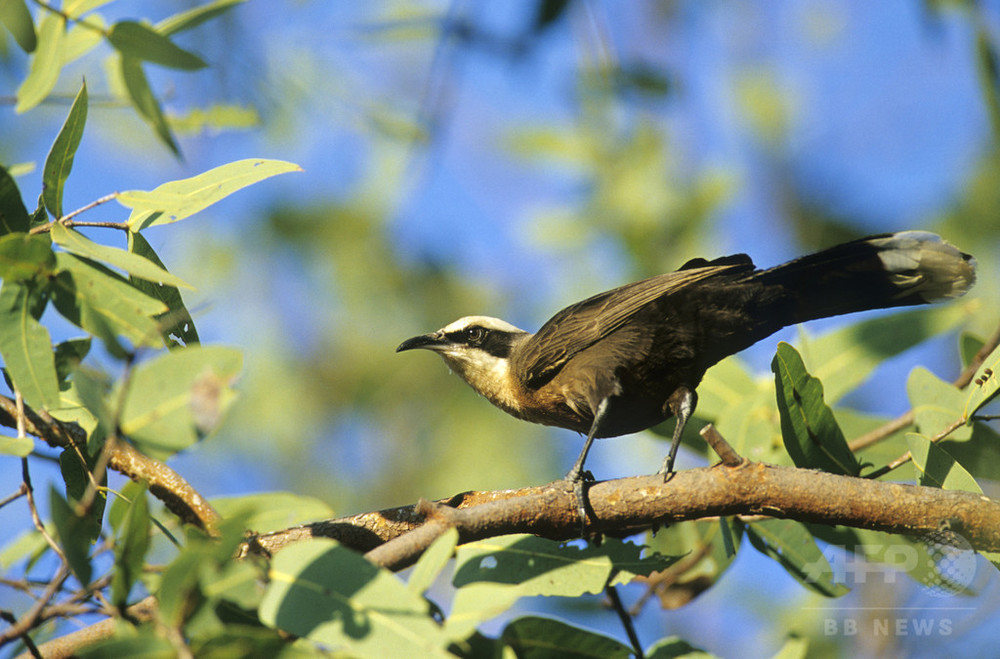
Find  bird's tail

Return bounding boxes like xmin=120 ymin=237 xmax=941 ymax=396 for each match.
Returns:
xmin=751 ymin=231 xmax=976 ymax=326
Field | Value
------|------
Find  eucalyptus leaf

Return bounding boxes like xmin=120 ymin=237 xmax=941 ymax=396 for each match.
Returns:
xmin=16 ymin=13 xmax=66 ymax=113
xmin=772 ymin=342 xmax=860 ymax=476
xmin=0 ymin=165 xmax=31 ymax=234
xmin=0 ymin=233 xmax=55 ymax=282
xmin=107 ymin=21 xmax=207 ymax=70
xmin=43 ymin=82 xmax=88 ymax=218
xmin=260 ymin=539 xmax=450 ymax=657
xmin=963 ymin=342 xmax=1000 ymax=421
xmin=746 ymin=519 xmax=849 ymax=598
xmin=501 ymin=616 xmax=632 ymax=659
xmin=118 ymin=345 xmax=242 ymax=459
xmin=118 ymin=55 xmax=179 ymax=155
xmin=0 ymin=0 xmax=36 ymax=52
xmin=408 ymin=528 xmax=458 ymax=596
xmin=51 ymin=222 xmax=191 ymax=288
xmin=906 ymin=367 xmax=971 ymax=441
xmin=121 ymin=159 xmax=302 ymax=230
xmin=49 ymin=485 xmax=93 ymax=586
xmin=0 ymin=281 xmax=60 ymax=410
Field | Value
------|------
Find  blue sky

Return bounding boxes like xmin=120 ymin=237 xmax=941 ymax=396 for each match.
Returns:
xmin=3 ymin=1 xmax=1000 ymax=656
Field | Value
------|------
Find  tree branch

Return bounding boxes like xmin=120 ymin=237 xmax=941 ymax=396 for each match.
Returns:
xmin=243 ymin=460 xmax=1000 ymax=571
xmin=0 ymin=396 xmax=220 ymax=533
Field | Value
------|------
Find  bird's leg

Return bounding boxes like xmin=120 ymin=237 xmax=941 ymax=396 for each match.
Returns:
xmin=563 ymin=398 xmax=610 ymax=532
xmin=658 ymin=385 xmax=697 ymax=478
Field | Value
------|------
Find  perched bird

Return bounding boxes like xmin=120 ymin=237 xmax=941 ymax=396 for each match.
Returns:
xmin=397 ymin=232 xmax=975 ymax=522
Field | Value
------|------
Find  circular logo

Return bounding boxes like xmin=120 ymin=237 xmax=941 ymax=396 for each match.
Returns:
xmin=917 ymin=528 xmax=977 ymax=597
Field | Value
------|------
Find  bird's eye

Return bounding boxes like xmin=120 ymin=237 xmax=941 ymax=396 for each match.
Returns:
xmin=465 ymin=327 xmax=486 ymax=344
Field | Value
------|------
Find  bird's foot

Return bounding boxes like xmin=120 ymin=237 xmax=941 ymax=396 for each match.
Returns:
xmin=656 ymin=455 xmax=676 ymax=482
xmin=561 ymin=468 xmax=595 ymax=539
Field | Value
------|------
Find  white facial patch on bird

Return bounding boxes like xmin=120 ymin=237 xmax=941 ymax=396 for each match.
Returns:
xmin=441 ymin=315 xmax=525 ymax=334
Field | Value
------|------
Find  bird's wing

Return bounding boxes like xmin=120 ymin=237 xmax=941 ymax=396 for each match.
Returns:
xmin=515 ymin=258 xmax=754 ymax=388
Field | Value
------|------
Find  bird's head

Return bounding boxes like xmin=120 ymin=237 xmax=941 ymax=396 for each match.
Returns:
xmin=397 ymin=316 xmax=530 ymax=406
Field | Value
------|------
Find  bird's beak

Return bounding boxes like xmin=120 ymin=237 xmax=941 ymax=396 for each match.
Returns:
xmin=396 ymin=331 xmax=448 ymax=353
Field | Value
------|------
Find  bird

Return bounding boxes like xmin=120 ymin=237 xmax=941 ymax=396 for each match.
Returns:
xmin=397 ymin=231 xmax=976 ymax=524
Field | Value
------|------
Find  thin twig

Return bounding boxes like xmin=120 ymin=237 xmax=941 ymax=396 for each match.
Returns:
xmin=849 ymin=319 xmax=1000 ymax=452
xmin=605 ymin=584 xmax=643 ymax=659
xmin=0 ymin=564 xmax=70 ymax=648
xmin=864 ymin=418 xmax=966 ymax=480
xmin=29 ymin=0 xmax=107 ymax=34
xmin=0 ymin=484 xmax=28 ymax=511
xmin=0 ymin=611 xmax=41 ymax=658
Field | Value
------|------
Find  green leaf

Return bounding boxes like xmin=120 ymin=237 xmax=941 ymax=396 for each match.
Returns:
xmin=0 ymin=529 xmax=49 ymax=570
xmin=646 ymin=636 xmax=715 ymax=659
xmin=111 ymin=483 xmax=151 ymax=608
xmin=645 ymin=518 xmax=741 ymax=606
xmin=0 ymin=433 xmax=34 ymax=456
xmin=118 ymin=345 xmax=242 ymax=459
xmin=16 ymin=13 xmax=66 ymax=113
xmin=65 ymin=366 xmax=111 ymax=455
xmin=800 ymin=305 xmax=968 ymax=404
xmin=0 ymin=281 xmax=61 ymax=410
xmin=77 ymin=633 xmax=176 ymax=659
xmin=0 ymin=165 xmax=31 ymax=234
xmin=963 ymin=342 xmax=1000 ymax=421
xmin=51 ymin=222 xmax=191 ymax=288
xmin=210 ymin=492 xmax=334 ymax=534
xmin=690 ymin=356 xmax=758 ymax=420
xmin=906 ymin=433 xmax=1000 ymax=573
xmin=53 ymin=337 xmax=91 ymax=384
xmin=501 ymin=616 xmax=632 ymax=658
xmin=746 ymin=519 xmax=849 ymax=598
xmin=118 ymin=55 xmax=180 ymax=156
xmin=0 ymin=233 xmax=55 ymax=282
xmin=62 ymin=14 xmax=104 ymax=64
xmin=260 ymin=538 xmax=450 ymax=657
xmin=771 ymin=342 xmax=860 ymax=476
xmin=170 ymin=104 xmax=261 ymax=136
xmin=107 ymin=21 xmax=207 ymax=70
xmin=906 ymin=433 xmax=981 ymax=493
xmin=128 ymin=232 xmax=199 ymax=346
xmin=448 ymin=535 xmax=679 ymax=640
xmin=960 ymin=332 xmax=984 ymax=369
xmin=156 ymin=0 xmax=246 ymax=36
xmin=771 ymin=635 xmax=808 ymax=659
xmin=120 ymin=159 xmax=302 ymax=230
xmin=408 ymin=527 xmax=458 ymax=596
xmin=0 ymin=0 xmax=36 ymax=53
xmin=49 ymin=485 xmax=93 ymax=586
xmin=906 ymin=367 xmax=971 ymax=441
xmin=59 ymin=447 xmax=104 ymax=543
xmin=43 ymin=82 xmax=88 ymax=218
xmin=64 ymin=0 xmax=114 ymax=17
xmin=51 ymin=252 xmax=167 ymax=348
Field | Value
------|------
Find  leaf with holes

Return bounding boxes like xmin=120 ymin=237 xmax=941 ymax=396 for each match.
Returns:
xmin=964 ymin=342 xmax=1000 ymax=422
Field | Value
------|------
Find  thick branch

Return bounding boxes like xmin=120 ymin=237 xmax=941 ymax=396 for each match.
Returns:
xmin=244 ymin=462 xmax=1000 ymax=571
